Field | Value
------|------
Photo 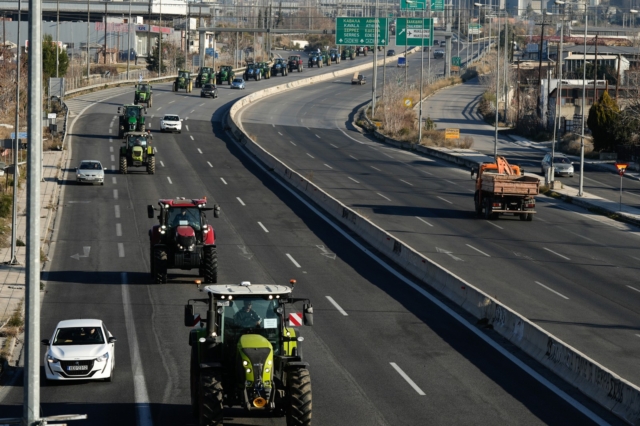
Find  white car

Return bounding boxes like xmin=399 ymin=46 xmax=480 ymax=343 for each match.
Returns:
xmin=160 ymin=114 xmax=182 ymax=133
xmin=42 ymin=319 xmax=116 ymax=382
xmin=76 ymin=160 xmax=105 ymax=185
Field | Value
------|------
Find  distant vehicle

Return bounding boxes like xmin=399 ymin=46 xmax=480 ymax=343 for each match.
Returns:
xmin=397 ymin=57 xmax=407 ymax=67
xmin=160 ymin=114 xmax=183 ymax=133
xmin=433 ymin=40 xmax=440 ymax=46
xmin=76 ymin=160 xmax=105 ymax=185
xmin=42 ymin=319 xmax=116 ymax=381
xmin=433 ymin=49 xmax=445 ymax=59
xmin=387 ymin=49 xmax=396 ymax=56
xmin=541 ymin=153 xmax=574 ymax=177
xmin=231 ymin=78 xmax=246 ymax=89
xmin=201 ymin=83 xmax=218 ymax=99
xmin=351 ymin=72 xmax=366 ymax=85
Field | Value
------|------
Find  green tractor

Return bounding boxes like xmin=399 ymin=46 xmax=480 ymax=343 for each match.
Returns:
xmin=256 ymin=61 xmax=271 ymax=79
xmin=196 ymin=67 xmax=215 ymax=88
xmin=185 ymin=280 xmax=313 ymax=426
xmin=119 ymin=131 xmax=155 ymax=175
xmin=320 ymin=51 xmax=332 ymax=66
xmin=217 ymin=66 xmax=235 ymax=85
xmin=134 ymin=82 xmax=153 ymax=107
xmin=117 ymin=105 xmax=147 ymax=138
xmin=173 ymin=70 xmax=193 ymax=93
xmin=341 ymin=47 xmax=356 ymax=60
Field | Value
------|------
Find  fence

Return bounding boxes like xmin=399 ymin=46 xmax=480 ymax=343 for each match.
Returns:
xmin=63 ymin=67 xmax=180 ymax=92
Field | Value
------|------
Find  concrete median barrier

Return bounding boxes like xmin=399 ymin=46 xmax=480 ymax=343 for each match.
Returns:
xmin=226 ymin=53 xmax=640 ymax=424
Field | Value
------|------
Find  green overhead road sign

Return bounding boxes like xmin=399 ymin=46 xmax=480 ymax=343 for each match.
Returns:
xmin=336 ymin=17 xmax=389 ymax=46
xmin=452 ymin=56 xmax=461 ymax=67
xmin=400 ymin=0 xmax=444 ymax=11
xmin=396 ymin=18 xmax=434 ymax=47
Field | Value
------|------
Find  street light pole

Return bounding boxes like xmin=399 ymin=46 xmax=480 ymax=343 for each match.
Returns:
xmin=126 ymin=0 xmax=131 ymax=79
xmin=418 ymin=3 xmax=425 ymax=143
xmin=579 ymin=13 xmax=588 ymax=196
xmin=56 ymin=0 xmax=59 ymax=77
xmin=371 ymin=0 xmax=378 ymax=117
xmin=550 ymin=3 xmax=565 ymax=182
xmin=10 ymin=0 xmax=21 ymax=266
xmin=87 ymin=0 xmax=90 ymax=79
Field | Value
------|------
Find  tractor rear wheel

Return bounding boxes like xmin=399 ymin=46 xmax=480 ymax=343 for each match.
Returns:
xmin=199 ymin=371 xmax=223 ymax=426
xmin=287 ymin=369 xmax=312 ymax=426
xmin=119 ymin=155 xmax=127 ymax=174
xmin=153 ymin=247 xmax=167 ymax=284
xmin=149 ymin=97 xmax=152 ymax=108
xmin=203 ymin=246 xmax=218 ymax=284
xmin=147 ymin=156 xmax=156 ymax=174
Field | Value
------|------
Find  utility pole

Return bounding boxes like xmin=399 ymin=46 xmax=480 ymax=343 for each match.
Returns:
xmin=147 ymin=0 xmax=152 ymax=66
xmin=186 ymin=3 xmax=190 ymax=72
xmin=126 ymin=0 xmax=131 ymax=79
xmin=593 ymin=33 xmax=598 ymax=99
xmin=87 ymin=0 xmax=90 ymax=79
xmin=418 ymin=2 xmax=425 ymax=144
xmin=104 ymin=1 xmax=107 ymax=64
xmin=159 ymin=0 xmax=162 ymax=76
xmin=616 ymin=53 xmax=621 ymax=100
xmin=10 ymin=0 xmax=21 ymax=266
xmin=535 ymin=19 xmax=547 ymax=114
xmin=56 ymin=0 xmax=59 ymax=77
xmin=371 ymin=0 xmax=379 ymax=117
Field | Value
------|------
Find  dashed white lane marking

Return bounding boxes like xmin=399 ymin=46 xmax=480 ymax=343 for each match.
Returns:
xmin=324 ymin=164 xmax=333 ymax=169
xmin=627 ymin=285 xmax=640 ymax=293
xmin=190 ymin=109 xmax=195 ymax=113
xmin=377 ymin=192 xmax=391 ymax=201
xmin=466 ymin=244 xmax=490 ymax=257
xmin=109 ymin=122 xmax=113 ymax=128
xmin=118 ymin=243 xmax=125 ymax=257
xmin=151 ymin=115 xmax=154 ymax=119
xmin=160 ymin=161 xmax=165 ymax=167
xmin=487 ymin=221 xmax=503 ymax=229
xmin=168 ymin=100 xmax=175 ymax=104
xmin=197 ymin=148 xmax=203 ymax=154
xmin=167 ymin=177 xmax=173 ymax=184
xmin=382 ymin=153 xmax=393 ymax=158
xmin=208 ymin=162 xmax=213 ymax=168
xmin=290 ymin=141 xmax=296 ymax=146
xmin=190 ymin=135 xmax=194 ymax=140
xmin=198 ymin=103 xmax=205 ymax=107
xmin=543 ymin=247 xmax=570 ymax=260
xmin=348 ymin=177 xmax=360 ymax=183
xmin=371 ymin=166 xmax=381 ymax=171
xmin=115 ymin=205 xmax=120 ymax=218
xmin=535 ymin=281 xmax=570 ymax=300
xmin=286 ymin=253 xmax=301 ymax=268
xmin=258 ymin=222 xmax=269 ymax=233
xmin=109 ymin=146 xmax=113 ymax=152
xmin=108 ymin=129 xmax=113 ymax=134
xmin=306 ymin=153 xmax=315 ymax=159
xmin=109 ymin=138 xmax=113 ymax=143
xmin=390 ymin=362 xmax=426 ymax=396
xmin=112 ymin=177 xmax=117 ymax=184
xmin=110 ymin=155 xmax=115 ymax=162
xmin=330 ymin=143 xmax=338 ymax=148
xmin=237 ymin=197 xmax=245 ymax=206
xmin=315 ymin=134 xmax=321 ymax=138
xmin=416 ymin=217 xmax=433 ymax=227
xmin=116 ymin=223 xmax=122 ymax=237
xmin=156 ymin=107 xmax=161 ymax=111
xmin=437 ymin=196 xmax=453 ymax=204
xmin=220 ymin=177 xmax=227 ymax=185
xmin=350 ymin=155 xmax=358 ymax=160
xmin=278 ymin=132 xmax=283 ymax=135
xmin=399 ymin=179 xmax=413 ymax=186
xmin=184 ymin=117 xmax=189 ymax=121
xmin=325 ymin=296 xmax=348 ymax=316
xmin=185 ymin=125 xmax=190 ymax=131
xmin=113 ymin=189 xmax=118 ymax=200
xmin=272 ymin=124 xmax=276 ymax=128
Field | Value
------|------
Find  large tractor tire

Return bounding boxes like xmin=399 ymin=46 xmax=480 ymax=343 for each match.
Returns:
xmin=153 ymin=247 xmax=168 ymax=284
xmin=474 ymin=191 xmax=482 ymax=218
xmin=287 ymin=368 xmax=312 ymax=426
xmin=203 ymin=245 xmax=218 ymax=284
xmin=147 ymin=156 xmax=156 ymax=174
xmin=119 ymin=155 xmax=127 ymax=174
xmin=148 ymin=97 xmax=152 ymax=108
xmin=199 ymin=371 xmax=223 ymax=426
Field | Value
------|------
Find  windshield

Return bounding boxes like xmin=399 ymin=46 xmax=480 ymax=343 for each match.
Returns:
xmin=127 ymin=108 xmax=140 ymax=118
xmin=164 ymin=115 xmax=179 ymax=122
xmin=138 ymin=84 xmax=148 ymax=91
xmin=167 ymin=206 xmax=201 ymax=230
xmin=553 ymin=157 xmax=571 ymax=164
xmin=53 ymin=326 xmax=105 ymax=346
xmin=128 ymin=135 xmax=148 ymax=147
xmin=233 ymin=78 xmax=243 ymax=83
xmin=203 ymin=84 xmax=214 ymax=89
xmin=179 ymin=72 xmax=189 ymax=78
xmin=223 ymin=297 xmax=282 ymax=354
xmin=79 ymin=162 xmax=102 ymax=170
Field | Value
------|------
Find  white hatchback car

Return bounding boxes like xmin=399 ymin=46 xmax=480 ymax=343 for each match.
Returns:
xmin=42 ymin=319 xmax=116 ymax=382
xmin=160 ymin=114 xmax=182 ymax=133
xmin=76 ymin=160 xmax=105 ymax=185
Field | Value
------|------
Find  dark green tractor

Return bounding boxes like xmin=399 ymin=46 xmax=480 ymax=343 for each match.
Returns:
xmin=173 ymin=70 xmax=193 ymax=93
xmin=341 ymin=47 xmax=356 ymax=60
xmin=185 ymin=280 xmax=313 ymax=426
xmin=117 ymin=105 xmax=146 ymax=138
xmin=320 ymin=51 xmax=332 ymax=66
xmin=134 ymin=82 xmax=153 ymax=107
xmin=196 ymin=67 xmax=215 ymax=88
xmin=119 ymin=131 xmax=155 ymax=174
xmin=217 ymin=66 xmax=235 ymax=85
xmin=256 ymin=62 xmax=271 ymax=79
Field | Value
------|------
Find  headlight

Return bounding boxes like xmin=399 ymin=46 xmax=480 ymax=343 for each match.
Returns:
xmin=47 ymin=354 xmax=60 ymax=363
xmin=96 ymin=352 xmax=109 ymax=362
xmin=243 ymin=360 xmax=249 ymax=366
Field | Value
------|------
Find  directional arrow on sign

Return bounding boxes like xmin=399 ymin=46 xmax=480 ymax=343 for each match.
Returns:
xmin=398 ymin=28 xmax=405 ymax=36
xmin=71 ymin=246 xmax=91 ymax=260
xmin=360 ymin=39 xmax=364 ymax=43
xmin=339 ymin=38 xmax=343 ymax=42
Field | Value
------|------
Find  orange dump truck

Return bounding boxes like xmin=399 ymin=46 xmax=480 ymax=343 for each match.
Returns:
xmin=473 ymin=156 xmax=539 ymax=221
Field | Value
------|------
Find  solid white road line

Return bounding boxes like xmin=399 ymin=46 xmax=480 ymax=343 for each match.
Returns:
xmin=330 ymin=143 xmax=338 ymax=148
xmin=315 ymin=134 xmax=321 ymax=138
xmin=208 ymin=162 xmax=213 ymax=168
xmin=306 ymin=153 xmax=315 ymax=159
xmin=486 ymin=221 xmax=503 ymax=229
xmin=118 ymin=243 xmax=125 ymax=257
xmin=167 ymin=177 xmax=173 ymax=184
xmin=258 ymin=222 xmax=269 ymax=233
xmin=466 ymin=244 xmax=490 ymax=257
xmin=160 ymin=161 xmax=165 ymax=167
xmin=237 ymin=197 xmax=245 ymax=206
xmin=371 ymin=166 xmax=381 ymax=171
xmin=286 ymin=253 xmax=301 ymax=268
xmin=377 ymin=192 xmax=391 ymax=201
xmin=110 ymin=155 xmax=115 ymax=162
xmin=383 ymin=153 xmax=393 ymax=159
xmin=290 ymin=141 xmax=296 ymax=146
xmin=325 ymin=296 xmax=348 ymax=316
xmin=626 ymin=285 xmax=640 ymax=293
xmin=416 ymin=217 xmax=433 ymax=227
xmin=348 ymin=177 xmax=360 ymax=183
xmin=399 ymin=179 xmax=413 ymax=186
xmin=198 ymin=148 xmax=203 ymax=154
xmin=350 ymin=155 xmax=358 ymax=160
xmin=324 ymin=164 xmax=333 ymax=169
xmin=116 ymin=223 xmax=122 ymax=237
xmin=535 ymin=281 xmax=570 ymax=300
xmin=437 ymin=196 xmax=453 ymax=204
xmin=112 ymin=177 xmax=117 ymax=184
xmin=113 ymin=189 xmax=118 ymax=200
xmin=445 ymin=180 xmax=456 ymax=185
xmin=220 ymin=177 xmax=227 ymax=185
xmin=543 ymin=247 xmax=570 ymax=260
xmin=390 ymin=363 xmax=426 ymax=396
xmin=121 ymin=272 xmax=154 ymax=426
xmin=190 ymin=135 xmax=194 ymax=140
xmin=115 ymin=205 xmax=120 ymax=218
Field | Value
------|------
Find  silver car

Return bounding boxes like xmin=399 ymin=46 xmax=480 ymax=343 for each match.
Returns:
xmin=541 ymin=153 xmax=574 ymax=177
xmin=76 ymin=160 xmax=105 ymax=185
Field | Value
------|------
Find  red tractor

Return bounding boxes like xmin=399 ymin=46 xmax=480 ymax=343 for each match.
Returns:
xmin=148 ymin=197 xmax=220 ymax=284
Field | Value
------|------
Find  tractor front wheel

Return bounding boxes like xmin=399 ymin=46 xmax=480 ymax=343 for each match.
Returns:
xmin=203 ymin=246 xmax=218 ymax=284
xmin=287 ymin=368 xmax=312 ymax=426
xmin=199 ymin=371 xmax=223 ymax=426
xmin=149 ymin=98 xmax=152 ymax=108
xmin=147 ymin=156 xmax=156 ymax=174
xmin=119 ymin=155 xmax=127 ymax=174
xmin=153 ymin=247 xmax=167 ymax=284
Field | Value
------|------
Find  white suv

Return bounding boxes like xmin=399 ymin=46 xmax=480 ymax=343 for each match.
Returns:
xmin=161 ymin=114 xmax=182 ymax=133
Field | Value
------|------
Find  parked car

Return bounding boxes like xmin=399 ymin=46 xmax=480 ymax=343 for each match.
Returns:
xmin=541 ymin=153 xmax=574 ymax=177
xmin=387 ymin=49 xmax=396 ymax=56
xmin=231 ymin=78 xmax=246 ymax=90
xmin=76 ymin=160 xmax=105 ymax=185
xmin=42 ymin=319 xmax=116 ymax=381
xmin=201 ymin=83 xmax=218 ymax=98
xmin=160 ymin=114 xmax=183 ymax=133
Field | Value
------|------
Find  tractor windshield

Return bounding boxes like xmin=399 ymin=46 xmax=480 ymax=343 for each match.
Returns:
xmin=223 ymin=297 xmax=282 ymax=353
xmin=127 ymin=108 xmax=140 ymax=118
xmin=179 ymin=72 xmax=189 ymax=78
xmin=138 ymin=84 xmax=148 ymax=92
xmin=127 ymin=135 xmax=148 ymax=147
xmin=168 ymin=207 xmax=201 ymax=230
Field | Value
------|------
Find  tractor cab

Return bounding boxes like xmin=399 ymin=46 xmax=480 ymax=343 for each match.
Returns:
xmin=152 ymin=198 xmax=217 ymax=244
xmin=137 ymin=83 xmax=150 ymax=93
xmin=179 ymin=70 xmax=191 ymax=79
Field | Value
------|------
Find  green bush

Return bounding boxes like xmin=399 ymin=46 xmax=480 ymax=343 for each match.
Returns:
xmin=0 ymin=194 xmax=12 ymax=218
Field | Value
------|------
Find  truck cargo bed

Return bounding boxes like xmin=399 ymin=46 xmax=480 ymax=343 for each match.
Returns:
xmin=480 ymin=174 xmax=539 ymax=196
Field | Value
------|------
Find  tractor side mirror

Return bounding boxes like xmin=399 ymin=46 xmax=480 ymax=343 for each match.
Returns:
xmin=180 ymin=119 xmax=184 ymax=122
xmin=147 ymin=205 xmax=155 ymax=219
xmin=144 ymin=108 xmax=148 ymax=114
xmin=118 ymin=107 xmax=121 ymax=113
xmin=103 ymin=167 xmax=107 ymax=171
xmin=213 ymin=204 xmax=220 ymax=218
xmin=303 ymin=303 xmax=313 ymax=326
xmin=184 ymin=304 xmax=195 ymax=327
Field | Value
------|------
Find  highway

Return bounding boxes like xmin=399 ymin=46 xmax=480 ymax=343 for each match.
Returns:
xmin=0 ymin=46 xmax=620 ymax=425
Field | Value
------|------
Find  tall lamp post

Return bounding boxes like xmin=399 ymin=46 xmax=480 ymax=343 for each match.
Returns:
xmin=126 ymin=0 xmax=131 ymax=79
xmin=407 ymin=0 xmax=429 ymax=144
xmin=547 ymin=2 xmax=567 ymax=184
